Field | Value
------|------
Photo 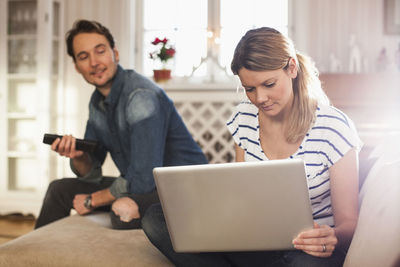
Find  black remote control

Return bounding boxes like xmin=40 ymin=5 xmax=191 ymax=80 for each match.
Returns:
xmin=43 ymin=134 xmax=98 ymax=153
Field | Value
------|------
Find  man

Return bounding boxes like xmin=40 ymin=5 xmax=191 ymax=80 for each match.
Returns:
xmin=35 ymin=19 xmax=207 ymax=229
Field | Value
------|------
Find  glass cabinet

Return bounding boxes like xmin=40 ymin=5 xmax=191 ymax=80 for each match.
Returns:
xmin=0 ymin=0 xmax=63 ymax=215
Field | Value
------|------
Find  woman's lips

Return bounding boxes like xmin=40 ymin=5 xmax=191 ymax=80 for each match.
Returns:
xmin=261 ymin=103 xmax=274 ymax=111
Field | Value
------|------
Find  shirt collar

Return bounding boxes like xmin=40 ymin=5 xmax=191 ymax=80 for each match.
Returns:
xmin=103 ymin=64 xmax=124 ymax=108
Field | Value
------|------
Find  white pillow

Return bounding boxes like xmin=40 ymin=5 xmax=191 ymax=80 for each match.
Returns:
xmin=344 ymin=160 xmax=400 ymax=267
xmin=359 ymin=132 xmax=400 ymax=201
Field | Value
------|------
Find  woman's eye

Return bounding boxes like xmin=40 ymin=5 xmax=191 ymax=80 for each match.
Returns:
xmin=264 ymin=83 xmax=275 ymax=88
xmin=245 ymin=87 xmax=255 ymax=92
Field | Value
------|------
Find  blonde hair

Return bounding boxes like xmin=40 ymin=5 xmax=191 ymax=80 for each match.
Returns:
xmin=231 ymin=27 xmax=329 ymax=143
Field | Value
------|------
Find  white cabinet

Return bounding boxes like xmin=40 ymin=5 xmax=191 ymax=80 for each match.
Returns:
xmin=0 ymin=0 xmax=63 ymax=215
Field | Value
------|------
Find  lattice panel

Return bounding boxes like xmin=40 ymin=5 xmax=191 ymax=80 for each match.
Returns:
xmin=174 ymin=100 xmax=238 ymax=163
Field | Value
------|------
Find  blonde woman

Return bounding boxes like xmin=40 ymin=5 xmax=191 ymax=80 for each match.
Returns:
xmin=143 ymin=27 xmax=361 ymax=267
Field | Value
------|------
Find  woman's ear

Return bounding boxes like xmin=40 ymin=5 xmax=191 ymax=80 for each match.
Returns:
xmin=288 ymin=57 xmax=298 ymax=79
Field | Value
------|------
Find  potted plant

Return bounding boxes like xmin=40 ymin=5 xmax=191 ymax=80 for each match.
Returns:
xmin=149 ymin=37 xmax=176 ymax=82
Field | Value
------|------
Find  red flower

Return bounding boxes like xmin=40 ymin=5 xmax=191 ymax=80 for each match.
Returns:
xmin=150 ymin=37 xmax=176 ymax=64
xmin=166 ymin=48 xmax=176 ymax=57
xmin=151 ymin=37 xmax=162 ymax=45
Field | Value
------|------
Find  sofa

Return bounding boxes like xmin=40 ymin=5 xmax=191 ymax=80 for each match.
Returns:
xmin=0 ymin=134 xmax=399 ymax=267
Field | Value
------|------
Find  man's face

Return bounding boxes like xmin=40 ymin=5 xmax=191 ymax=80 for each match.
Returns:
xmin=72 ymin=32 xmax=119 ymax=91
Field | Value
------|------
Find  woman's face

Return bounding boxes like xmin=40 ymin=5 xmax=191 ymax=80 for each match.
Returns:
xmin=238 ymin=59 xmax=297 ymax=119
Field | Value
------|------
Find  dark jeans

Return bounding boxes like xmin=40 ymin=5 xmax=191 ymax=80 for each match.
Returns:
xmin=35 ymin=177 xmax=159 ymax=230
xmin=142 ymin=204 xmax=346 ymax=267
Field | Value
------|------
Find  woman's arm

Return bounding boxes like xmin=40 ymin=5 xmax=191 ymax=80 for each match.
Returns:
xmin=330 ymin=148 xmax=359 ymax=251
xmin=235 ymin=143 xmax=245 ymax=162
xmin=293 ymin=148 xmax=359 ymax=257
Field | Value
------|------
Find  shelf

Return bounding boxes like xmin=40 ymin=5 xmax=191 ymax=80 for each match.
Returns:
xmin=1 ymin=0 xmax=63 ymax=215
xmin=7 ymin=113 xmax=36 ymax=119
xmin=7 ymin=73 xmax=36 ymax=80
xmin=7 ymin=151 xmax=36 ymax=158
xmin=7 ymin=34 xmax=36 ymax=40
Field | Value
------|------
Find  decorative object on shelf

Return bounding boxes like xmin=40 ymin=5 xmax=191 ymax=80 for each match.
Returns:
xmin=149 ymin=37 xmax=175 ymax=82
xmin=153 ymin=69 xmax=171 ymax=82
xmin=186 ymin=30 xmax=232 ymax=83
xmin=395 ymin=43 xmax=400 ymax=72
xmin=376 ymin=47 xmax=389 ymax=72
xmin=329 ymin=52 xmax=342 ymax=73
xmin=348 ymin=34 xmax=362 ymax=73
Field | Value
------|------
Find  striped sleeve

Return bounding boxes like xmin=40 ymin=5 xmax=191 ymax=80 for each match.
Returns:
xmin=226 ymin=101 xmax=259 ymax=150
xmin=226 ymin=104 xmax=242 ymax=147
xmin=314 ymin=106 xmax=363 ymax=167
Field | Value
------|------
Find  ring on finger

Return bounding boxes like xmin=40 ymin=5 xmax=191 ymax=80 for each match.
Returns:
xmin=322 ymin=244 xmax=326 ymax=252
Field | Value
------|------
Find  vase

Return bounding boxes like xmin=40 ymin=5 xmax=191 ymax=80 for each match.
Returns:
xmin=153 ymin=69 xmax=171 ymax=82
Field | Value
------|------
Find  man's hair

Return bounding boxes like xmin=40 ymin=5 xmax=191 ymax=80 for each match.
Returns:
xmin=66 ymin=19 xmax=115 ymax=61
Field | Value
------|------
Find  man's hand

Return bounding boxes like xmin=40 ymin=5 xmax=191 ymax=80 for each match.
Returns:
xmin=292 ymin=222 xmax=338 ymax=257
xmin=73 ymin=194 xmax=92 ymax=215
xmin=51 ymin=134 xmax=84 ymax=159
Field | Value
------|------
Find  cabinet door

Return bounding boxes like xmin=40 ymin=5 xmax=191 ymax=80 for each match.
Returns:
xmin=0 ymin=0 xmax=63 ymax=215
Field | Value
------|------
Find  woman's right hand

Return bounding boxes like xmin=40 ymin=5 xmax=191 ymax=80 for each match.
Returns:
xmin=51 ymin=134 xmax=84 ymax=159
xmin=292 ymin=222 xmax=338 ymax=257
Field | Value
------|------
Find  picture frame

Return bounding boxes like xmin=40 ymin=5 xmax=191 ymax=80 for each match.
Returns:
xmin=384 ymin=0 xmax=400 ymax=34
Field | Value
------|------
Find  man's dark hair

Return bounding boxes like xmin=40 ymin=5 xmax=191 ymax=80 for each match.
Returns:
xmin=66 ymin=19 xmax=115 ymax=61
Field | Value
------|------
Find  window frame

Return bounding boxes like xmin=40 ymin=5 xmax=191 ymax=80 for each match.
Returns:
xmin=134 ymin=0 xmax=291 ymax=86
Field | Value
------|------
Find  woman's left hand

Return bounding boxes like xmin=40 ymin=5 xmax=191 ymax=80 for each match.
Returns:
xmin=292 ymin=222 xmax=338 ymax=257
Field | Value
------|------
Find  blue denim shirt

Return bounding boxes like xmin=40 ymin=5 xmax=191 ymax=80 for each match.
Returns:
xmin=71 ymin=65 xmax=207 ymax=196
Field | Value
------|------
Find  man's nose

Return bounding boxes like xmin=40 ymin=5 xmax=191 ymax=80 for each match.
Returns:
xmin=89 ymin=54 xmax=99 ymax=67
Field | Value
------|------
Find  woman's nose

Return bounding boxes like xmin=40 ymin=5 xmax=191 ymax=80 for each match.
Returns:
xmin=255 ymin=88 xmax=269 ymax=104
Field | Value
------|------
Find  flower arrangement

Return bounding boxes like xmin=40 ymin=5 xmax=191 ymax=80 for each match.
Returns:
xmin=149 ymin=37 xmax=176 ymax=68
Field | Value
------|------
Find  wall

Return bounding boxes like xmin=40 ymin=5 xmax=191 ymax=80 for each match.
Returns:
xmin=291 ymin=0 xmax=400 ymax=73
xmin=59 ymin=0 xmax=400 ymax=176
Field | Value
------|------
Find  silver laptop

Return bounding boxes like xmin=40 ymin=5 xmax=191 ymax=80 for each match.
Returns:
xmin=153 ymin=158 xmax=313 ymax=252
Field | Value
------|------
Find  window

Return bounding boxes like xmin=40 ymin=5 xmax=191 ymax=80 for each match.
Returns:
xmin=137 ymin=0 xmax=288 ymax=80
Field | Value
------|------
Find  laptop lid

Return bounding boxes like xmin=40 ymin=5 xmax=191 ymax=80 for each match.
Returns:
xmin=153 ymin=158 xmax=313 ymax=252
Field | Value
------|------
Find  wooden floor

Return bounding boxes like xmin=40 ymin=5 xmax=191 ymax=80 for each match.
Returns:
xmin=0 ymin=214 xmax=36 ymax=245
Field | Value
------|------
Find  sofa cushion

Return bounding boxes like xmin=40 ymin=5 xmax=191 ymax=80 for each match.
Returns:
xmin=0 ymin=214 xmax=173 ymax=267
xmin=360 ymin=132 xmax=400 ymax=201
xmin=344 ymin=159 xmax=400 ymax=267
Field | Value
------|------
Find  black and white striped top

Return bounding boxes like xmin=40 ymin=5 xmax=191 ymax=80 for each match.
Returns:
xmin=226 ymin=101 xmax=362 ymax=226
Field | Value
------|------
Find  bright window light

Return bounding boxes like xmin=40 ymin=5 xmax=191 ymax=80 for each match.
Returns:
xmin=141 ymin=0 xmax=288 ymax=79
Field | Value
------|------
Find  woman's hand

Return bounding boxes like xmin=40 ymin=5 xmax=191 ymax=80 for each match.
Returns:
xmin=292 ymin=222 xmax=338 ymax=257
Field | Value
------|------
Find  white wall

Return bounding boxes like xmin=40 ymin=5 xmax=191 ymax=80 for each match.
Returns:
xmin=59 ymin=0 xmax=400 ymax=176
xmin=291 ymin=0 xmax=400 ymax=73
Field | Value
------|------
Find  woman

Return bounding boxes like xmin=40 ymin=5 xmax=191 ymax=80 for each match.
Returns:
xmin=142 ymin=27 xmax=361 ymax=267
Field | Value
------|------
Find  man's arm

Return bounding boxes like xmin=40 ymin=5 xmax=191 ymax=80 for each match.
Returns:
xmin=73 ymin=188 xmax=116 ymax=215
xmin=110 ymin=89 xmax=166 ymax=197
xmin=71 ymin=152 xmax=92 ymax=176
xmin=51 ymin=135 xmax=93 ymax=176
xmin=70 ymin=120 xmax=107 ymax=180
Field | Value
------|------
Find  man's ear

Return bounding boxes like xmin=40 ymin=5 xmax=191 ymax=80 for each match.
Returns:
xmin=113 ymin=48 xmax=120 ymax=63
xmin=288 ymin=58 xmax=298 ymax=79
xmin=74 ymin=62 xmax=82 ymax=74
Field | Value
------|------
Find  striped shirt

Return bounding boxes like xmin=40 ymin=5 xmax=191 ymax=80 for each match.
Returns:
xmin=226 ymin=101 xmax=362 ymax=226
